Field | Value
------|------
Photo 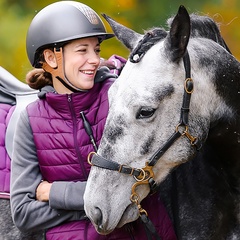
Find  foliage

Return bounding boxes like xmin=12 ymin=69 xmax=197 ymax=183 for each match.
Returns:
xmin=0 ymin=0 xmax=240 ymax=81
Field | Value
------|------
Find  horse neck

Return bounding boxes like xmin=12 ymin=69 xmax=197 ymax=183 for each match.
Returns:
xmin=206 ymin=118 xmax=240 ymax=187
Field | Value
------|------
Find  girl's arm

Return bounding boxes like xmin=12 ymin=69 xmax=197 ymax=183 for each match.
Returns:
xmin=10 ymin=109 xmax=84 ymax=232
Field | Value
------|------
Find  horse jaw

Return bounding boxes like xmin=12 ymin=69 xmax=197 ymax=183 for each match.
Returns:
xmin=102 ymin=14 xmax=143 ymax=50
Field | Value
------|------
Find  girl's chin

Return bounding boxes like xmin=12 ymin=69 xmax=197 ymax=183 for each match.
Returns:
xmin=75 ymin=79 xmax=95 ymax=90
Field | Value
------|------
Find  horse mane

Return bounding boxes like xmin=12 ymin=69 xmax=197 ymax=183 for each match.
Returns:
xmin=169 ymin=13 xmax=232 ymax=53
xmin=129 ymin=13 xmax=231 ymax=63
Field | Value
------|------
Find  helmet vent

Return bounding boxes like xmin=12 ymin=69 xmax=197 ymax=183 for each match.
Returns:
xmin=69 ymin=2 xmax=99 ymax=25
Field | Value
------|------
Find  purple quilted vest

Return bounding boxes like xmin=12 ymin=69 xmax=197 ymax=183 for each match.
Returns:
xmin=27 ymin=80 xmax=177 ymax=240
xmin=0 ymin=103 xmax=15 ymax=199
xmin=27 ymin=80 xmax=112 ymax=182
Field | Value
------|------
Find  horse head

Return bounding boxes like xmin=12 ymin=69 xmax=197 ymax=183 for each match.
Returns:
xmin=84 ymin=6 xmax=240 ymax=235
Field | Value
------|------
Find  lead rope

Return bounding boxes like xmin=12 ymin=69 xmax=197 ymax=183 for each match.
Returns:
xmin=141 ymin=214 xmax=161 ymax=240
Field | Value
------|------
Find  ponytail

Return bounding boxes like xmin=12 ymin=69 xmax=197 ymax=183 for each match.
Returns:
xmin=26 ymin=68 xmax=53 ymax=90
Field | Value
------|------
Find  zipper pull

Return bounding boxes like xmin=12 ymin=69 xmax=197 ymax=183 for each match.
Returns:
xmin=80 ymin=111 xmax=98 ymax=152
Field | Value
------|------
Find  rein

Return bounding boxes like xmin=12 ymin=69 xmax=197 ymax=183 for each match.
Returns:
xmin=87 ymin=51 xmax=199 ymax=239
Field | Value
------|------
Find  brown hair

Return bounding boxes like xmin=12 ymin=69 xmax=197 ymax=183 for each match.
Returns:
xmin=26 ymin=50 xmax=53 ymax=90
xmin=26 ymin=68 xmax=53 ymax=90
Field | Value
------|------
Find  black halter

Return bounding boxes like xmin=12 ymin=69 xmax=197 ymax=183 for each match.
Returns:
xmin=88 ymin=51 xmax=200 ymax=176
xmin=87 ymin=51 xmax=200 ymax=240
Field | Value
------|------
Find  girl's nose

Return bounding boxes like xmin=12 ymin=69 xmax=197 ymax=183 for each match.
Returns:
xmin=88 ymin=51 xmax=100 ymax=65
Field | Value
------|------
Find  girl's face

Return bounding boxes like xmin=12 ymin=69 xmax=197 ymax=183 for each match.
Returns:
xmin=63 ymin=37 xmax=101 ymax=91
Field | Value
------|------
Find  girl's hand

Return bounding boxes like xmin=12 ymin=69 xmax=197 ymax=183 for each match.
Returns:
xmin=36 ymin=181 xmax=52 ymax=202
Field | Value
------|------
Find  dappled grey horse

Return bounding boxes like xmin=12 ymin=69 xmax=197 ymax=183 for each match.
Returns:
xmin=84 ymin=6 xmax=240 ymax=239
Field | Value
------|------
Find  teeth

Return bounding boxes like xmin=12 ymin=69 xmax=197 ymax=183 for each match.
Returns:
xmin=82 ymin=70 xmax=94 ymax=74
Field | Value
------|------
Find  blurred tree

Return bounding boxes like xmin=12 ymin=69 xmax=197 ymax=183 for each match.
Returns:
xmin=202 ymin=0 xmax=240 ymax=58
xmin=0 ymin=0 xmax=239 ymax=81
xmin=0 ymin=0 xmax=31 ymax=80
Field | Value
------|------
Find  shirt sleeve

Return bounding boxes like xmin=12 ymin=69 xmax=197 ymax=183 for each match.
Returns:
xmin=10 ymin=109 xmax=84 ymax=232
xmin=49 ymin=181 xmax=86 ymax=210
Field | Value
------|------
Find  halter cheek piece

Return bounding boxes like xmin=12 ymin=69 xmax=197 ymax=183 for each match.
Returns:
xmin=87 ymin=51 xmax=201 ymax=240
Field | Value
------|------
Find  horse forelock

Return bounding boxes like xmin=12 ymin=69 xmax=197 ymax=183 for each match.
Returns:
xmin=129 ymin=27 xmax=167 ymax=63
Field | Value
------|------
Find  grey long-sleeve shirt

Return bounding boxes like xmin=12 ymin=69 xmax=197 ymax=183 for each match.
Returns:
xmin=10 ymin=109 xmax=87 ymax=232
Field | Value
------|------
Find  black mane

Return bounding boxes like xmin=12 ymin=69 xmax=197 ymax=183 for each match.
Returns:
xmin=130 ymin=13 xmax=231 ymax=64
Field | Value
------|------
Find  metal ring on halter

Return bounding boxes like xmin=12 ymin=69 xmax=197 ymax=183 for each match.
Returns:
xmin=176 ymin=123 xmax=188 ymax=134
xmin=133 ymin=168 xmax=146 ymax=182
xmin=87 ymin=152 xmax=96 ymax=166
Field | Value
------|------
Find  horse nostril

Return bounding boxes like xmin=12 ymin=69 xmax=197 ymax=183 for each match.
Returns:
xmin=93 ymin=207 xmax=104 ymax=231
xmin=97 ymin=223 xmax=104 ymax=233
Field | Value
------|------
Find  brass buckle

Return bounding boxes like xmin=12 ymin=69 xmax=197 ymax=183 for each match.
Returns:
xmin=176 ymin=124 xmax=197 ymax=145
xmin=118 ymin=164 xmax=135 ymax=175
xmin=182 ymin=125 xmax=197 ymax=145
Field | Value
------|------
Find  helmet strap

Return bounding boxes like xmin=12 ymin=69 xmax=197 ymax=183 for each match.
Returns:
xmin=42 ymin=47 xmax=87 ymax=92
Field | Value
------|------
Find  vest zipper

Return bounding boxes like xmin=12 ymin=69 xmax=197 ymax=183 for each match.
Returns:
xmin=68 ymin=95 xmax=88 ymax=179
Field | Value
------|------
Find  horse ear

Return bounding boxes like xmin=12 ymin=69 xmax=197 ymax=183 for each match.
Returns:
xmin=166 ymin=5 xmax=190 ymax=62
xmin=102 ymin=14 xmax=143 ymax=51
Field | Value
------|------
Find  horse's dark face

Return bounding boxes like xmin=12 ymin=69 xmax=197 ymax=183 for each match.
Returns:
xmin=84 ymin=6 xmax=237 ymax=235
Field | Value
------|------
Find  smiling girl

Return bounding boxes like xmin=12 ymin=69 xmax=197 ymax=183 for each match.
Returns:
xmin=10 ymin=1 xmax=176 ymax=240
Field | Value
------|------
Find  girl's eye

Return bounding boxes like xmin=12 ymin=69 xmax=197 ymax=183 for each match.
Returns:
xmin=76 ymin=49 xmax=86 ymax=52
xmin=95 ymin=49 xmax=101 ymax=54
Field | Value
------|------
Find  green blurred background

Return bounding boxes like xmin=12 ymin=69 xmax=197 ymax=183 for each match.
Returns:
xmin=1 ymin=0 xmax=240 ymax=81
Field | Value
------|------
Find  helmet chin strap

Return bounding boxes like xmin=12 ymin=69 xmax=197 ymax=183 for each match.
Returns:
xmin=42 ymin=47 xmax=87 ymax=92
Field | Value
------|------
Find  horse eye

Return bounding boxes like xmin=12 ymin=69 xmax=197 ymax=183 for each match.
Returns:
xmin=136 ymin=107 xmax=156 ymax=119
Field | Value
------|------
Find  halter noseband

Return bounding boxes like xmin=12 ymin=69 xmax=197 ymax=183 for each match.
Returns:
xmin=87 ymin=50 xmax=200 ymax=240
